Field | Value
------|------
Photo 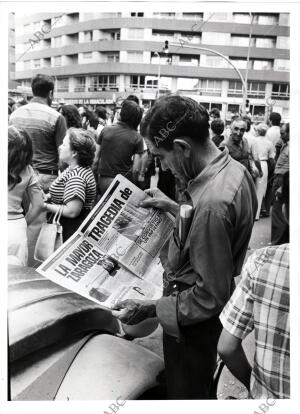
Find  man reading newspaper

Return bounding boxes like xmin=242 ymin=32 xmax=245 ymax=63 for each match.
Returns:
xmin=112 ymin=96 xmax=257 ymax=399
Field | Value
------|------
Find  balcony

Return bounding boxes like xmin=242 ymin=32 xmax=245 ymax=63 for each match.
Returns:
xmin=74 ymin=86 xmax=86 ymax=92
xmin=271 ymin=91 xmax=290 ymax=100
xmin=88 ymin=83 xmax=119 ymax=92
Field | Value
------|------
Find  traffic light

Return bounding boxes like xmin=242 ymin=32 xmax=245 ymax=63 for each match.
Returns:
xmin=164 ymin=40 xmax=169 ymax=54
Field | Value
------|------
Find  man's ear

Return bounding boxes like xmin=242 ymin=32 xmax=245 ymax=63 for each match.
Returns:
xmin=173 ymin=138 xmax=192 ymax=158
xmin=49 ymin=90 xmax=54 ymax=100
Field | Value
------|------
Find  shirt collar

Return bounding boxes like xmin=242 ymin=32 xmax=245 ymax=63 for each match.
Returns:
xmin=31 ymin=97 xmax=49 ymax=106
xmin=186 ymin=147 xmax=231 ymax=206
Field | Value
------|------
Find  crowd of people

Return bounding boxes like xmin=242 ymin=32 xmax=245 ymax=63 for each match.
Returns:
xmin=8 ymin=74 xmax=290 ymax=400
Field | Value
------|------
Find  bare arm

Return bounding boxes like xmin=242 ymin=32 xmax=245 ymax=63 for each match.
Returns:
xmin=25 ymin=190 xmax=44 ymax=226
xmin=44 ymin=199 xmax=83 ymax=218
xmin=217 ymin=328 xmax=252 ymax=391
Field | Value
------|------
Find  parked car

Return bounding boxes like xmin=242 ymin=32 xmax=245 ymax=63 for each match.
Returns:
xmin=8 ymin=265 xmax=164 ymax=400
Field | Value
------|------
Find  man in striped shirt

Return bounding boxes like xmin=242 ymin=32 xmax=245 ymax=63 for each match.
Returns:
xmin=9 ymin=74 xmax=67 ymax=192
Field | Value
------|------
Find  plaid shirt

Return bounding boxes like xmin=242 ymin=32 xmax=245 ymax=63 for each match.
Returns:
xmin=220 ymin=244 xmax=290 ymax=399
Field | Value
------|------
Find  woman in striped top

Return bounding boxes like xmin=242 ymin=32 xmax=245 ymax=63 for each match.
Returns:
xmin=44 ymin=128 xmax=96 ymax=241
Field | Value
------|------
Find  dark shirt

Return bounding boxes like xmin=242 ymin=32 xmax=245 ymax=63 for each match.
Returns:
xmin=156 ymin=148 xmax=258 ymax=338
xmin=275 ymin=141 xmax=289 ymax=175
xmin=9 ymin=97 xmax=67 ymax=171
xmin=223 ymin=136 xmax=251 ymax=172
xmin=212 ymin=134 xmax=224 ymax=148
xmin=98 ymin=121 xmax=144 ymax=177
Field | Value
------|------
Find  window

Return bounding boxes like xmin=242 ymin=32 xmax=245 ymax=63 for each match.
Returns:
xmin=179 ymin=55 xmax=199 ymax=66
xmin=277 ymin=36 xmax=290 ymax=49
xmin=228 ymin=81 xmax=243 ymax=97
xmin=274 ymin=59 xmax=290 ymax=71
xmin=89 ymin=75 xmax=117 ymax=91
xmin=204 ymin=32 xmax=229 ymax=45
xmin=75 ymin=77 xmax=86 ymax=92
xmin=128 ymin=28 xmax=144 ymax=39
xmin=203 ymin=55 xmax=229 ymax=68
xmin=257 ymin=14 xmax=279 ymax=25
xmin=131 ymin=12 xmax=144 ymax=17
xmin=179 ymin=33 xmax=201 ymax=44
xmin=107 ymin=53 xmax=119 ymax=62
xmin=198 ymin=79 xmax=222 ymax=96
xmin=145 ymin=77 xmax=158 ymax=88
xmin=111 ymin=31 xmax=120 ymax=40
xmin=255 ymin=37 xmax=276 ymax=48
xmin=57 ymin=78 xmax=69 ymax=92
xmin=53 ymin=56 xmax=62 ymax=67
xmin=68 ymin=54 xmax=78 ymax=64
xmin=227 ymin=104 xmax=240 ymax=120
xmin=229 ymin=58 xmax=248 ymax=69
xmin=233 ymin=13 xmax=252 ymax=24
xmin=153 ymin=12 xmax=176 ymax=18
xmin=182 ymin=13 xmax=203 ymax=20
xmin=84 ymin=31 xmax=93 ymax=42
xmin=52 ymin=37 xmax=62 ymax=48
xmin=33 ymin=59 xmax=41 ymax=68
xmin=127 ymin=51 xmax=143 ymax=63
xmin=248 ymin=82 xmax=266 ymax=98
xmin=253 ymin=59 xmax=272 ymax=70
xmin=152 ymin=30 xmax=174 ymax=42
xmin=177 ymin=78 xmax=199 ymax=90
xmin=271 ymin=83 xmax=289 ymax=99
xmin=130 ymin=75 xmax=145 ymax=88
xmin=231 ymin=35 xmax=254 ymax=47
xmin=82 ymin=52 xmax=92 ymax=59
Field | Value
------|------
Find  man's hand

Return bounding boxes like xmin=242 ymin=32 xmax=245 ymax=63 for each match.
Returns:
xmin=140 ymin=188 xmax=179 ymax=216
xmin=111 ymin=299 xmax=157 ymax=325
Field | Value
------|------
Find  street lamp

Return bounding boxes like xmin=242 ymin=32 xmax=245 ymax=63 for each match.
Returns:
xmin=168 ymin=42 xmax=248 ymax=113
xmin=153 ymin=51 xmax=161 ymax=98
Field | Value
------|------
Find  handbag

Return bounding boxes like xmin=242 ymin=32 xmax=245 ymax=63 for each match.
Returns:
xmin=34 ymin=205 xmax=64 ymax=262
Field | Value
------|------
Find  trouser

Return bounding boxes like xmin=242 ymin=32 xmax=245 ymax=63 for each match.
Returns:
xmin=271 ymin=174 xmax=289 ymax=245
xmin=255 ymin=160 xmax=268 ymax=220
xmin=163 ymin=314 xmax=223 ymax=399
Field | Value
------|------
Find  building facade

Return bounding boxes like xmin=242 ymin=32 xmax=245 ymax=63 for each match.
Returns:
xmin=14 ymin=11 xmax=290 ymax=121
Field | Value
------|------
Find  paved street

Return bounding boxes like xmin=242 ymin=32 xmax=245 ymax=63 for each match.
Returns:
xmin=134 ymin=216 xmax=272 ymax=399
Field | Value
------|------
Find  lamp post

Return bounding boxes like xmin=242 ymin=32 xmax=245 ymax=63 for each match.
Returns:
xmin=168 ymin=42 xmax=248 ymax=113
xmin=153 ymin=51 xmax=161 ymax=98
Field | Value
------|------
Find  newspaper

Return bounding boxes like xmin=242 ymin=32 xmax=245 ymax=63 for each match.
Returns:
xmin=37 ymin=175 xmax=174 ymax=309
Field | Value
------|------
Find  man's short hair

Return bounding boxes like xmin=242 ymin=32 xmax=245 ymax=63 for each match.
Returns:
xmin=209 ymin=108 xmax=221 ymax=118
xmin=211 ymin=119 xmax=224 ymax=136
xmin=125 ymin=95 xmax=140 ymax=105
xmin=241 ymin=115 xmax=252 ymax=132
xmin=269 ymin=112 xmax=281 ymax=126
xmin=95 ymin=106 xmax=107 ymax=120
xmin=31 ymin=74 xmax=55 ymax=98
xmin=141 ymin=95 xmax=210 ymax=150
xmin=120 ymin=100 xmax=143 ymax=130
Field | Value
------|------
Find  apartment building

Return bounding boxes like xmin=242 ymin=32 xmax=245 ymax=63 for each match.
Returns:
xmin=13 ymin=11 xmax=290 ymax=121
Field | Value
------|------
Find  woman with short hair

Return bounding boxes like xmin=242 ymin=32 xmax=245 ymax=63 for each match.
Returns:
xmin=59 ymin=104 xmax=82 ymax=129
xmin=44 ymin=128 xmax=97 ymax=241
xmin=8 ymin=126 xmax=44 ymax=265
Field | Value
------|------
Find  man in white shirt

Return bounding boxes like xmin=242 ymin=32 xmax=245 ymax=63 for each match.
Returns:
xmin=266 ymin=112 xmax=281 ymax=147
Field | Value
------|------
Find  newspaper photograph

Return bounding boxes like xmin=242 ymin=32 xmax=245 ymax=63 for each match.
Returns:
xmin=37 ymin=231 xmax=163 ymax=309
xmin=37 ymin=175 xmax=174 ymax=308
xmin=78 ymin=175 xmax=174 ymax=278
